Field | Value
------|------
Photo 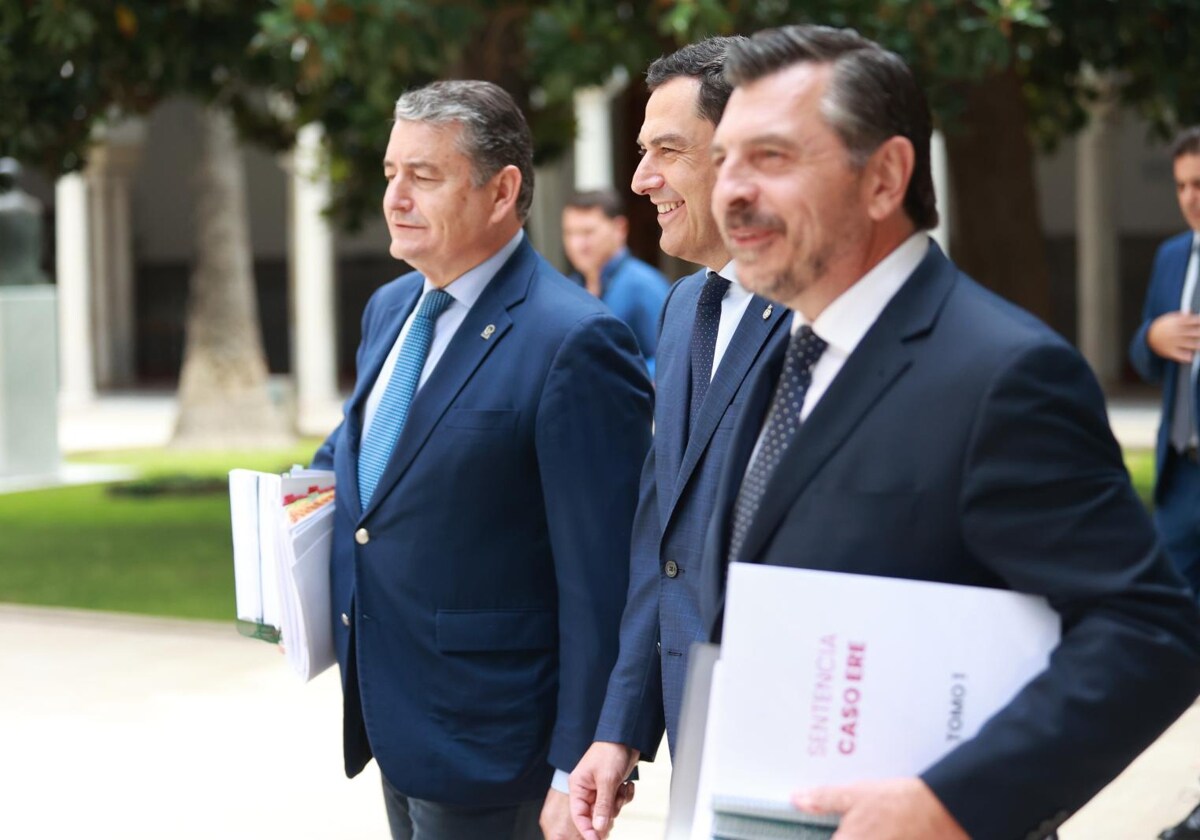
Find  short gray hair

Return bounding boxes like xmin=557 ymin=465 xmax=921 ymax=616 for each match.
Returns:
xmin=394 ymin=80 xmax=535 ymax=222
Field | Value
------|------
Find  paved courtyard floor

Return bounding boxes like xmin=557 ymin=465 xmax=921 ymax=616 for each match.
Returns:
xmin=2 ymin=604 xmax=1198 ymax=839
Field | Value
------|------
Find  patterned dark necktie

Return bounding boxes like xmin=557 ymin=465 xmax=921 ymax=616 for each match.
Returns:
xmin=358 ymin=288 xmax=454 ymax=509
xmin=1170 ymin=240 xmax=1200 ymax=453
xmin=727 ymin=325 xmax=828 ymax=563
xmin=689 ymin=272 xmax=731 ymax=435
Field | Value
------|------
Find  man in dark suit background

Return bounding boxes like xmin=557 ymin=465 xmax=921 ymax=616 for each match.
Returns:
xmin=311 ymin=80 xmax=652 ymax=840
xmin=1130 ymin=126 xmax=1200 ymax=604
xmin=1129 ymin=126 xmax=1200 ymax=840
xmin=701 ymin=25 xmax=1200 ymax=840
xmin=568 ymin=37 xmax=791 ymax=839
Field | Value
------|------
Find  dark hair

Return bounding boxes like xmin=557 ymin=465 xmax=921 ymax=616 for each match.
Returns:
xmin=725 ymin=25 xmax=938 ymax=231
xmin=646 ymin=36 xmax=748 ymax=126
xmin=1171 ymin=127 xmax=1200 ymax=161
xmin=564 ymin=189 xmax=625 ymax=219
xmin=394 ymin=80 xmax=535 ymax=221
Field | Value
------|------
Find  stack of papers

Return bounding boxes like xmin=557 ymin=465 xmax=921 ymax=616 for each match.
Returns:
xmin=229 ymin=468 xmax=337 ymax=681
xmin=672 ymin=564 xmax=1061 ymax=839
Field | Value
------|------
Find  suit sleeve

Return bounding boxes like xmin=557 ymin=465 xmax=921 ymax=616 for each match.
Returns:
xmin=591 ymin=441 xmax=667 ymax=758
xmin=535 ymin=312 xmax=654 ymax=774
xmin=1129 ymin=243 xmax=1173 ymax=385
xmin=920 ymin=341 xmax=1200 ymax=840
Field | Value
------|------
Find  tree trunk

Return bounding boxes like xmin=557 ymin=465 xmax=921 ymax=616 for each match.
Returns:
xmin=172 ymin=104 xmax=293 ymax=449
xmin=944 ymin=67 xmax=1053 ymax=324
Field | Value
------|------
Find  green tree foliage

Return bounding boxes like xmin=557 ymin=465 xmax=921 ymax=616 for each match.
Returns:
xmin=0 ymin=1 xmax=296 ymax=173
xmin=4 ymin=1 xmax=1199 ymax=327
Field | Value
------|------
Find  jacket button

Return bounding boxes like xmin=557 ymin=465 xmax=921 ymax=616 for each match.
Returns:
xmin=664 ymin=560 xmax=679 ymax=578
xmin=355 ymin=528 xmax=370 ymax=545
xmin=340 ymin=613 xmax=350 ymax=627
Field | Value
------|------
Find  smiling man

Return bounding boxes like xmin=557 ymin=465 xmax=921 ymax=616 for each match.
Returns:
xmin=700 ymin=25 xmax=1200 ymax=840
xmin=311 ymin=80 xmax=652 ymax=840
xmin=569 ymin=37 xmax=792 ymax=840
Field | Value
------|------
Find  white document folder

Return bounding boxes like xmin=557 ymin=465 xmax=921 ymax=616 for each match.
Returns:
xmin=229 ymin=468 xmax=337 ymax=681
xmin=679 ymin=563 xmax=1060 ymax=838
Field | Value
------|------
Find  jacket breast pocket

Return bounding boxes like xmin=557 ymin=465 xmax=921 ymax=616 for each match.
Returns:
xmin=442 ymin=409 xmax=520 ymax=432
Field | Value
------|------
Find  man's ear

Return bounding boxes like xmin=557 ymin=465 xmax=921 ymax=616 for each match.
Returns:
xmin=489 ymin=165 xmax=522 ymax=223
xmin=862 ymin=136 xmax=914 ymax=223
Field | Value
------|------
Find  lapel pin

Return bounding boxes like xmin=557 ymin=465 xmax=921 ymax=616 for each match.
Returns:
xmin=762 ymin=304 xmax=773 ymax=320
xmin=481 ymin=324 xmax=496 ymax=340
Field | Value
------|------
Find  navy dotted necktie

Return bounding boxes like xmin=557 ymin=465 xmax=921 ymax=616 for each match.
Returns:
xmin=727 ymin=325 xmax=828 ymax=563
xmin=689 ymin=272 xmax=731 ymax=435
xmin=358 ymin=288 xmax=454 ymax=509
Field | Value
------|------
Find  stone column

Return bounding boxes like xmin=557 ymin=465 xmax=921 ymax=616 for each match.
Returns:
xmin=87 ymin=121 xmax=145 ymax=388
xmin=572 ymin=69 xmax=629 ymax=191
xmin=55 ymin=172 xmax=94 ymax=405
xmin=1076 ymin=82 xmax=1121 ymax=385
xmin=288 ymin=123 xmax=340 ymax=436
xmin=931 ymin=129 xmax=953 ymax=252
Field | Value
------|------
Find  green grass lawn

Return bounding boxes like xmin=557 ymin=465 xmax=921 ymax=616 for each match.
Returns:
xmin=0 ymin=444 xmax=1160 ymax=622
xmin=0 ymin=441 xmax=322 ymax=620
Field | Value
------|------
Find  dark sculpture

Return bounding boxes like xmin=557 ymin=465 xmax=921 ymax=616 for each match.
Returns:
xmin=0 ymin=158 xmax=49 ymax=286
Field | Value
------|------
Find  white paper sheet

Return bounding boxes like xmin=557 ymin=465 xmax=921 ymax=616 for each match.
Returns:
xmin=694 ymin=563 xmax=1060 ymax=832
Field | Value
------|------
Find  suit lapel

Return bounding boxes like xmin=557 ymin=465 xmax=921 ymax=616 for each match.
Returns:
xmin=654 ymin=274 xmax=703 ymax=525
xmin=342 ymin=282 xmax=422 ymax=519
xmin=734 ymin=244 xmax=958 ymax=566
xmin=667 ymin=296 xmax=789 ymax=519
xmin=359 ymin=240 xmax=534 ymax=520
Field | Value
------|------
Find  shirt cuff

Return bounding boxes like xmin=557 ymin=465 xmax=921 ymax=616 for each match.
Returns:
xmin=551 ymin=768 xmax=570 ymax=794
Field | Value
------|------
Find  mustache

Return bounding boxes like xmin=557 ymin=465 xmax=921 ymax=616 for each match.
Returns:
xmin=722 ymin=205 xmax=784 ymax=233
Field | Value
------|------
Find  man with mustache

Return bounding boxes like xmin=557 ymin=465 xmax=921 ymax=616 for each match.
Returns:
xmin=569 ymin=37 xmax=791 ymax=840
xmin=312 ymin=80 xmax=652 ymax=839
xmin=702 ymin=25 xmax=1200 ymax=840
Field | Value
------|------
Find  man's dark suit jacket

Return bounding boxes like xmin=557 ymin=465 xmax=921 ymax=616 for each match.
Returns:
xmin=1129 ymin=230 xmax=1197 ymax=501
xmin=594 ymin=268 xmax=789 ymax=756
xmin=701 ymin=241 xmax=1200 ymax=840
xmin=313 ymin=237 xmax=653 ymax=807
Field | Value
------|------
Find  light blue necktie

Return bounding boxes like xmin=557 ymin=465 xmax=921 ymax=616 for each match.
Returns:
xmin=358 ymin=288 xmax=454 ymax=509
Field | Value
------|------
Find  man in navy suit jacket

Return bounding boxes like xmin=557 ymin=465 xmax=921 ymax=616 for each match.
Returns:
xmin=1130 ymin=126 xmax=1200 ymax=602
xmin=1129 ymin=126 xmax=1200 ymax=840
xmin=700 ymin=26 xmax=1200 ymax=840
xmin=569 ymin=37 xmax=791 ymax=839
xmin=311 ymin=80 xmax=652 ymax=840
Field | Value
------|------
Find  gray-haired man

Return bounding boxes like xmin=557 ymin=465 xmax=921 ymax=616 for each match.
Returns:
xmin=312 ymin=79 xmax=652 ymax=839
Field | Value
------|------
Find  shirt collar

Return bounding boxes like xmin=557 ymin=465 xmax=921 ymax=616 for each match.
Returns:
xmin=709 ymin=260 xmax=751 ymax=304
xmin=425 ymin=229 xmax=524 ymax=308
xmin=793 ymin=232 xmax=930 ymax=360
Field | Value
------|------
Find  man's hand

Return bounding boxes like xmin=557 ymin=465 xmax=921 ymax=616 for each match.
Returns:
xmin=569 ymin=741 xmax=640 ymax=840
xmin=540 ymin=789 xmax=582 ymax=840
xmin=793 ymin=777 xmax=969 ymax=840
xmin=1147 ymin=311 xmax=1200 ymax=364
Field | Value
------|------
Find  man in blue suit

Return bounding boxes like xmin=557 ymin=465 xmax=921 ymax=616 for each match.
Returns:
xmin=311 ymin=80 xmax=652 ymax=840
xmin=1130 ymin=126 xmax=1200 ymax=603
xmin=562 ymin=189 xmax=669 ymax=375
xmin=569 ymin=37 xmax=791 ymax=838
xmin=700 ymin=26 xmax=1200 ymax=840
xmin=1130 ymin=126 xmax=1200 ymax=840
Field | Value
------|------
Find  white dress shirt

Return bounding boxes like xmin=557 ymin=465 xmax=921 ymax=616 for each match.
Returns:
xmin=793 ymin=232 xmax=930 ymax=419
xmin=361 ymin=230 xmax=524 ymax=438
xmin=706 ymin=260 xmax=758 ymax=383
xmin=746 ymin=232 xmax=929 ymax=466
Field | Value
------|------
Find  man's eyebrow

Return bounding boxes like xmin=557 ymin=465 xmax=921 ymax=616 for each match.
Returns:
xmin=382 ymin=158 xmax=441 ymax=172
xmin=640 ymin=132 xmax=691 ymax=149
